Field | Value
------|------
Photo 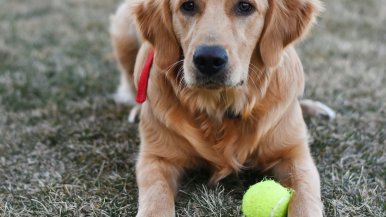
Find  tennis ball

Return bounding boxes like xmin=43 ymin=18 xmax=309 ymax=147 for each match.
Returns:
xmin=242 ymin=180 xmax=293 ymax=217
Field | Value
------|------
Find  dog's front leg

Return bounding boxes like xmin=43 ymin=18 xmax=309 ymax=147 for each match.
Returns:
xmin=136 ymin=154 xmax=180 ymax=217
xmin=271 ymin=148 xmax=323 ymax=217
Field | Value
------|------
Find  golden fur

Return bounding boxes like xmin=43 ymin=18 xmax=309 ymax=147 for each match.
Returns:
xmin=111 ymin=0 xmax=329 ymax=216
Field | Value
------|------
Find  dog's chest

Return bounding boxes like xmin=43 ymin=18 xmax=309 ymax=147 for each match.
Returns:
xmin=196 ymin=114 xmax=260 ymax=162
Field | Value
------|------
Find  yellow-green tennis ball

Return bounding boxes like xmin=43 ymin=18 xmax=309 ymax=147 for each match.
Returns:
xmin=242 ymin=180 xmax=293 ymax=217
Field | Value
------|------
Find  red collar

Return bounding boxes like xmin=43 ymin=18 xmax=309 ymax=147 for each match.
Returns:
xmin=136 ymin=49 xmax=155 ymax=103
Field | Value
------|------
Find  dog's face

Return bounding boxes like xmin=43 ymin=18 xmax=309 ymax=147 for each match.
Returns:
xmin=133 ymin=0 xmax=320 ymax=89
xmin=171 ymin=0 xmax=268 ymax=88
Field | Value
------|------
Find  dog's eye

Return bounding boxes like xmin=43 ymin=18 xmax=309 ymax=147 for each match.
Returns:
xmin=236 ymin=1 xmax=255 ymax=15
xmin=181 ymin=1 xmax=197 ymax=15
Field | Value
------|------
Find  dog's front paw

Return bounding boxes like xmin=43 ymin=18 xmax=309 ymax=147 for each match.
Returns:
xmin=136 ymin=209 xmax=174 ymax=217
xmin=288 ymin=191 xmax=323 ymax=217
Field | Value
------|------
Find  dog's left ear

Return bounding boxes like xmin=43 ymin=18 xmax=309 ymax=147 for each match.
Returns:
xmin=132 ymin=0 xmax=180 ymax=70
xmin=259 ymin=0 xmax=321 ymax=67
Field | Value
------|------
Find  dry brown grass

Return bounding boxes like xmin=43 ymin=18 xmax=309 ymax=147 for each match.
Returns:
xmin=0 ymin=0 xmax=385 ymax=216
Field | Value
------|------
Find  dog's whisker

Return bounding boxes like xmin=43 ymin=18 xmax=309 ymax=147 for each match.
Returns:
xmin=176 ymin=66 xmax=186 ymax=95
xmin=161 ymin=59 xmax=185 ymax=95
xmin=163 ymin=60 xmax=184 ymax=79
xmin=248 ymin=64 xmax=272 ymax=98
xmin=248 ymin=66 xmax=263 ymax=95
xmin=163 ymin=60 xmax=184 ymax=74
xmin=249 ymin=63 xmax=262 ymax=72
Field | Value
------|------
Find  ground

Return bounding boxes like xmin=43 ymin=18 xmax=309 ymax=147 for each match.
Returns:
xmin=0 ymin=0 xmax=385 ymax=216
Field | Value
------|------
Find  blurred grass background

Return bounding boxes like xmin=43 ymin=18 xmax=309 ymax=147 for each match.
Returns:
xmin=0 ymin=0 xmax=385 ymax=216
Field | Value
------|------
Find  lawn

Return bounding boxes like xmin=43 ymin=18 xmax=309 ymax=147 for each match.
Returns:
xmin=0 ymin=0 xmax=385 ymax=216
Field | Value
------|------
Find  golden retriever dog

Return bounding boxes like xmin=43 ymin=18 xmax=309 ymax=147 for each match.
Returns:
xmin=110 ymin=0 xmax=335 ymax=216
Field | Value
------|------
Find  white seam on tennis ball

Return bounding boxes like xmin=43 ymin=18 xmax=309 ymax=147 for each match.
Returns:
xmin=269 ymin=194 xmax=289 ymax=217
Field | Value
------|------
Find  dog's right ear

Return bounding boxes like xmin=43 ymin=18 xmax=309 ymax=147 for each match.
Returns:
xmin=132 ymin=0 xmax=180 ymax=70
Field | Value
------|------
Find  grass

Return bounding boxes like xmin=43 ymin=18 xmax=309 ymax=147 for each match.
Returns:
xmin=0 ymin=0 xmax=385 ymax=216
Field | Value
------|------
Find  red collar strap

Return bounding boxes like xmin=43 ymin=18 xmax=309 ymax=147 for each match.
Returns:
xmin=136 ymin=49 xmax=155 ymax=103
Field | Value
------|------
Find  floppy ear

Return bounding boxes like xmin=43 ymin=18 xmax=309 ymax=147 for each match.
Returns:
xmin=259 ymin=0 xmax=321 ymax=67
xmin=132 ymin=0 xmax=180 ymax=70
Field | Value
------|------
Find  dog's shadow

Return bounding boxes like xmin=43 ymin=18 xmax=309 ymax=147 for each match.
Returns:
xmin=175 ymin=167 xmax=270 ymax=215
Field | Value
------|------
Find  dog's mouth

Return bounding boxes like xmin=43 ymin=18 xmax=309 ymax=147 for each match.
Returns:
xmin=200 ymin=80 xmax=227 ymax=89
xmin=194 ymin=80 xmax=245 ymax=90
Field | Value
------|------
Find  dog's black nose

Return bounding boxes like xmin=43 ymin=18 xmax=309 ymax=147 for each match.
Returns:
xmin=193 ymin=46 xmax=228 ymax=76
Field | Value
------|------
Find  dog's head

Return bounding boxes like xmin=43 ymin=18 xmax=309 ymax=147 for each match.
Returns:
xmin=133 ymin=0 xmax=320 ymax=89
